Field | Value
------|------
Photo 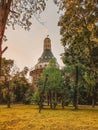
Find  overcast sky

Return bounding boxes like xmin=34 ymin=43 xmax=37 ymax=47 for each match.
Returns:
xmin=3 ymin=0 xmax=64 ymax=71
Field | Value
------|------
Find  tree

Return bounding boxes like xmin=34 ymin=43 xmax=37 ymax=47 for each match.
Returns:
xmin=0 ymin=59 xmax=32 ymax=107
xmin=0 ymin=57 xmax=14 ymax=108
xmin=11 ymin=66 xmax=31 ymax=104
xmin=61 ymin=74 xmax=71 ymax=108
xmin=37 ymin=59 xmax=63 ymax=109
xmin=58 ymin=0 xmax=98 ymax=109
xmin=61 ymin=66 xmax=78 ymax=108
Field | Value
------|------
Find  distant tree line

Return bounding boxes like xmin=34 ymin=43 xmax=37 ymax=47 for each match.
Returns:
xmin=0 ymin=58 xmax=33 ymax=108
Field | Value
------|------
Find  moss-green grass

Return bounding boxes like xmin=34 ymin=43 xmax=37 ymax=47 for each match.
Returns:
xmin=0 ymin=105 xmax=98 ymax=130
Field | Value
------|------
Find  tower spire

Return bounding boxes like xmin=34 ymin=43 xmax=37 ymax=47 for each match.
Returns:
xmin=44 ymin=36 xmax=51 ymax=50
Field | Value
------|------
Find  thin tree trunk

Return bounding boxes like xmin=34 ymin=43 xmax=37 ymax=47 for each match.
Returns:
xmin=61 ymin=94 xmax=65 ymax=109
xmin=87 ymin=37 xmax=97 ymax=108
xmin=6 ymin=80 xmax=10 ymax=108
xmin=7 ymin=93 xmax=10 ymax=108
xmin=47 ymin=93 xmax=49 ymax=106
xmin=39 ymin=94 xmax=43 ymax=113
xmin=53 ymin=92 xmax=57 ymax=109
xmin=92 ymin=96 xmax=95 ymax=108
xmin=92 ymin=87 xmax=96 ymax=108
xmin=73 ymin=65 xmax=79 ymax=110
xmin=49 ymin=90 xmax=52 ymax=109
xmin=39 ymin=74 xmax=48 ymax=113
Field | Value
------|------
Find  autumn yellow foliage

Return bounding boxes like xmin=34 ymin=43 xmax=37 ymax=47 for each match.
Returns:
xmin=0 ymin=105 xmax=98 ymax=130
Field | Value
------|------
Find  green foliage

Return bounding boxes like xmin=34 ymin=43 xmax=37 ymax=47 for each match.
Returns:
xmin=32 ymin=92 xmax=40 ymax=105
xmin=0 ymin=59 xmax=32 ymax=105
xmin=37 ymin=77 xmax=45 ymax=92
xmin=23 ymin=87 xmax=34 ymax=104
xmin=42 ymin=59 xmax=63 ymax=92
xmin=0 ymin=58 xmax=14 ymax=104
xmin=0 ymin=81 xmax=5 ymax=103
xmin=62 ymin=74 xmax=74 ymax=105
xmin=1 ymin=58 xmax=14 ymax=75
xmin=37 ymin=59 xmax=63 ymax=109
xmin=58 ymin=0 xmax=98 ymax=65
xmin=11 ymin=68 xmax=31 ymax=103
xmin=91 ymin=46 xmax=98 ymax=69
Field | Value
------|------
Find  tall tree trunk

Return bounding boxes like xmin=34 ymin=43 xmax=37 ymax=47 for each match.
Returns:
xmin=61 ymin=94 xmax=65 ymax=109
xmin=39 ymin=74 xmax=48 ymax=113
xmin=87 ymin=37 xmax=97 ymax=108
xmin=39 ymin=94 xmax=43 ymax=113
xmin=47 ymin=92 xmax=49 ymax=106
xmin=92 ymin=87 xmax=96 ymax=108
xmin=92 ymin=96 xmax=95 ymax=108
xmin=53 ymin=92 xmax=57 ymax=109
xmin=7 ymin=92 xmax=11 ymax=108
xmin=49 ymin=90 xmax=52 ymax=109
xmin=73 ymin=65 xmax=79 ymax=110
xmin=6 ymin=80 xmax=10 ymax=108
xmin=0 ymin=0 xmax=12 ymax=75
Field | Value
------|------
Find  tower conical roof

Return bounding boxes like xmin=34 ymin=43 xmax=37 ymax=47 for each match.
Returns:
xmin=35 ymin=37 xmax=58 ymax=69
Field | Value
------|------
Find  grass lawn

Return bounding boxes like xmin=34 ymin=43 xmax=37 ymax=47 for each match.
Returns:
xmin=0 ymin=105 xmax=98 ymax=130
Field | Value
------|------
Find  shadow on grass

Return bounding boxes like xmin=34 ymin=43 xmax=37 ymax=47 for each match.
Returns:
xmin=1 ymin=104 xmax=98 ymax=113
xmin=36 ymin=105 xmax=98 ymax=113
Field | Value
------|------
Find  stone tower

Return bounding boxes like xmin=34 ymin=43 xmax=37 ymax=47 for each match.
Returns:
xmin=30 ymin=36 xmax=58 ymax=91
